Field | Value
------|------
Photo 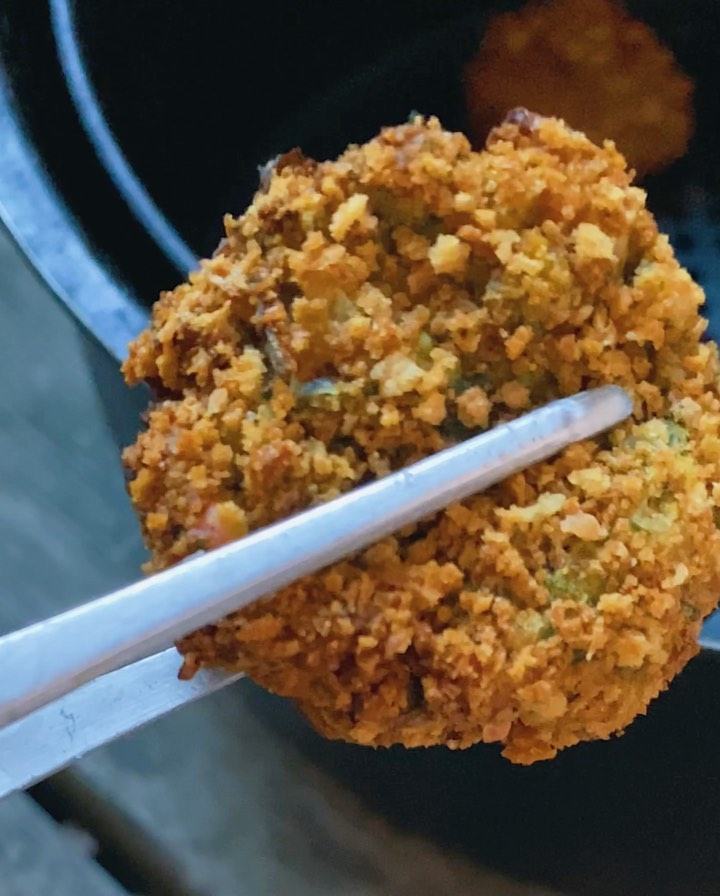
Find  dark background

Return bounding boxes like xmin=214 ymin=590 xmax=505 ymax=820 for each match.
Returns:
xmin=2 ymin=2 xmax=720 ymax=893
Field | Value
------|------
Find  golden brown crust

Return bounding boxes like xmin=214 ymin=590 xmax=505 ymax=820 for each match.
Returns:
xmin=123 ymin=114 xmax=720 ymax=763
xmin=465 ymin=0 xmax=694 ymax=177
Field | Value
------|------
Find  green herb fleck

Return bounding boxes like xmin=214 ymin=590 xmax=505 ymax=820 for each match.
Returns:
xmin=518 ymin=610 xmax=556 ymax=642
xmin=331 ymin=294 xmax=357 ymax=322
xmin=630 ymin=509 xmax=676 ymax=534
xmin=440 ymin=416 xmax=483 ymax=443
xmin=665 ymin=420 xmax=688 ymax=448
xmin=293 ymin=377 xmax=339 ymax=398
xmin=682 ymin=602 xmax=700 ymax=621
xmin=415 ymin=330 xmax=435 ymax=368
xmin=546 ymin=568 xmax=604 ymax=605
xmin=452 ymin=372 xmax=490 ymax=394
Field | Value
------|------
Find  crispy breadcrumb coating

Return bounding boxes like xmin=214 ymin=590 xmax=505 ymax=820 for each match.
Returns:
xmin=465 ymin=0 xmax=694 ymax=177
xmin=123 ymin=112 xmax=720 ymax=763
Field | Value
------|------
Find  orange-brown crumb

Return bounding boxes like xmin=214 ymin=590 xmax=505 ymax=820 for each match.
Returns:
xmin=465 ymin=0 xmax=694 ymax=177
xmin=123 ymin=113 xmax=720 ymax=763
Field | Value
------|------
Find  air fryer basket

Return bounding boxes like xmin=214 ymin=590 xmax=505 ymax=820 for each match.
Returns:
xmin=3 ymin=1 xmax=719 ymax=323
xmin=1 ymin=2 xmax=720 ymax=894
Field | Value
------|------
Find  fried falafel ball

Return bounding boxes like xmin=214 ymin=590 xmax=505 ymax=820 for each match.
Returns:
xmin=465 ymin=0 xmax=694 ymax=178
xmin=123 ymin=112 xmax=720 ymax=764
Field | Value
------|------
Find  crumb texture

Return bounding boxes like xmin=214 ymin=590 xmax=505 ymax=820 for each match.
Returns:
xmin=124 ymin=114 xmax=720 ymax=763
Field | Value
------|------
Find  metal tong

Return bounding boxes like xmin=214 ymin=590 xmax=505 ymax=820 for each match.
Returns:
xmin=0 ymin=386 xmax=633 ymax=799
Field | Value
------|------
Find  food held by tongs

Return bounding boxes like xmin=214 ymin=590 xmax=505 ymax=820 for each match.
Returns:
xmin=0 ymin=387 xmax=629 ymax=799
xmin=3 ymin=110 xmax=720 ymax=798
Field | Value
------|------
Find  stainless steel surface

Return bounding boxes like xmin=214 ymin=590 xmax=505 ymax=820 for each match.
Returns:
xmin=0 ymin=74 xmax=148 ymax=360
xmin=0 ymin=649 xmax=243 ymax=801
xmin=2 ymin=629 xmax=717 ymax=802
xmin=49 ymin=0 xmax=197 ymax=275
xmin=0 ymin=386 xmax=631 ymax=737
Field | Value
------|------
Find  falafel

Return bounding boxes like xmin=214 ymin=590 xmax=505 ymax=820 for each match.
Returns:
xmin=123 ymin=112 xmax=720 ymax=763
